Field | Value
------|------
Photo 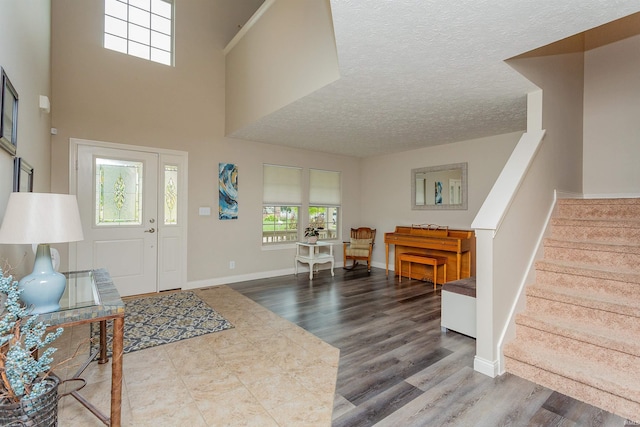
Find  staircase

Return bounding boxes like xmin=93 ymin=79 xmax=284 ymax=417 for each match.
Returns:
xmin=504 ymin=198 xmax=640 ymax=421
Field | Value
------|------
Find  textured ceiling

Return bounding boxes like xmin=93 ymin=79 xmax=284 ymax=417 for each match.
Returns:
xmin=229 ymin=1 xmax=640 ymax=158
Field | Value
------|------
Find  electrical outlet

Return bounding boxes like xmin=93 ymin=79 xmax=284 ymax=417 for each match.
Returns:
xmin=229 ymin=261 xmax=235 ymax=269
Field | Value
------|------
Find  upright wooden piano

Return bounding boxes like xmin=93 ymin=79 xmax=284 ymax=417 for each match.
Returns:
xmin=384 ymin=225 xmax=475 ymax=283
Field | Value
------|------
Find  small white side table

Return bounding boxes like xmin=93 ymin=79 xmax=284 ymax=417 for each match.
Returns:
xmin=294 ymin=241 xmax=335 ymax=280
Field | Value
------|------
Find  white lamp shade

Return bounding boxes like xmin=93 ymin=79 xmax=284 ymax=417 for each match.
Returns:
xmin=0 ymin=192 xmax=84 ymax=244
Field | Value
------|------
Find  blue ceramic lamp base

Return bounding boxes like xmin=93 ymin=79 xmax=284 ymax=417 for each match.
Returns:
xmin=18 ymin=244 xmax=66 ymax=315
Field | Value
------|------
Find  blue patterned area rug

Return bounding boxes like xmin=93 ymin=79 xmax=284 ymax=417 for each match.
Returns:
xmin=91 ymin=291 xmax=234 ymax=356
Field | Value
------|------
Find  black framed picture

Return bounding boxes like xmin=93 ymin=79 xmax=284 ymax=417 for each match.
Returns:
xmin=0 ymin=68 xmax=19 ymax=156
xmin=13 ymin=157 xmax=33 ymax=192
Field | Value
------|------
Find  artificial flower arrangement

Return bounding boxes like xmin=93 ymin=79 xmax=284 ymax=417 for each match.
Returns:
xmin=0 ymin=268 xmax=63 ymax=403
xmin=304 ymin=226 xmax=323 ymax=237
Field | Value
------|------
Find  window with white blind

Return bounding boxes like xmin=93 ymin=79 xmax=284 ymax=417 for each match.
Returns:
xmin=262 ymin=165 xmax=302 ymax=244
xmin=104 ymin=0 xmax=174 ymax=66
xmin=309 ymin=169 xmax=340 ymax=241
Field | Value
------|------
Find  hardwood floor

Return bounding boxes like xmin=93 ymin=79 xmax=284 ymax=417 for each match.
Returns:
xmin=229 ymin=266 xmax=635 ymax=427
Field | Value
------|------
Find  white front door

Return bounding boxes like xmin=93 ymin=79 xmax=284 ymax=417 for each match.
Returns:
xmin=76 ymin=145 xmax=159 ymax=296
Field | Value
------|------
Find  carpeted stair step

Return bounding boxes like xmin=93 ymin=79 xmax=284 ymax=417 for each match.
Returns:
xmin=556 ymin=198 xmax=640 ymax=221
xmin=513 ymin=317 xmax=640 ymax=376
xmin=550 ymin=217 xmax=640 ymax=243
xmin=515 ymin=312 xmax=640 ymax=359
xmin=543 ymin=238 xmax=640 ymax=270
xmin=506 ymin=197 xmax=640 ymax=421
xmin=534 ymin=260 xmax=640 ymax=300
xmin=504 ymin=344 xmax=640 ymax=421
xmin=526 ymin=285 xmax=640 ymax=334
xmin=510 ymin=326 xmax=640 ymax=386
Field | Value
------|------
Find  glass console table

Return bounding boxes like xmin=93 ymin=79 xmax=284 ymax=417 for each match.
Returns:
xmin=36 ymin=269 xmax=125 ymax=427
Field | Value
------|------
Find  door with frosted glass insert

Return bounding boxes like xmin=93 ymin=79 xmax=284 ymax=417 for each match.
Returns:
xmin=76 ymin=145 xmax=158 ymax=296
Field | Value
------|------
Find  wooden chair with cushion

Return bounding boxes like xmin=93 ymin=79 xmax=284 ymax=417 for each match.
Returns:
xmin=343 ymin=227 xmax=376 ymax=272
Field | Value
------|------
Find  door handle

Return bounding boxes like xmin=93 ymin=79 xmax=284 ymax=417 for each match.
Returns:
xmin=144 ymin=228 xmax=155 ymax=233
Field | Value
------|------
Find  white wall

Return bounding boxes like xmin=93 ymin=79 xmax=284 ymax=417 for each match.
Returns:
xmin=225 ymin=0 xmax=340 ymax=135
xmin=477 ymin=50 xmax=586 ymax=375
xmin=360 ymin=132 xmax=521 ymax=269
xmin=0 ymin=0 xmax=52 ymax=277
xmin=583 ymin=34 xmax=640 ymax=197
xmin=50 ymin=0 xmax=360 ymax=285
xmin=0 ymin=0 xmax=522 ymax=288
xmin=13 ymin=0 xmax=633 ymax=299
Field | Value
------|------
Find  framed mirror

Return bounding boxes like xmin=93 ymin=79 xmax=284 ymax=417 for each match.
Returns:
xmin=411 ymin=162 xmax=467 ymax=210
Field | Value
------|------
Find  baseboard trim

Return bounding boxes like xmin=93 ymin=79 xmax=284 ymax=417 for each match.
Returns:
xmin=185 ymin=269 xmax=289 ymax=289
xmin=371 ymin=260 xmax=388 ymax=270
xmin=185 ymin=263 xmax=344 ymax=290
xmin=583 ymin=192 xmax=640 ymax=199
xmin=188 ymin=260 xmax=391 ymax=291
xmin=474 ymin=356 xmax=500 ymax=378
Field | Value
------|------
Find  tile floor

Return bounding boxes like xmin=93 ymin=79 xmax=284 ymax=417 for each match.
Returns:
xmin=51 ymin=285 xmax=340 ymax=426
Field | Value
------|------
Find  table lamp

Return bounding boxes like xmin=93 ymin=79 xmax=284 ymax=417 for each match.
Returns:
xmin=0 ymin=192 xmax=84 ymax=314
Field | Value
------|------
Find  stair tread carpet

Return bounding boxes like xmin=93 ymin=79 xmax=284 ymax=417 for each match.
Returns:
xmin=527 ymin=284 xmax=640 ymax=317
xmin=515 ymin=312 xmax=640 ymax=357
xmin=544 ymin=238 xmax=640 ymax=254
xmin=558 ymin=198 xmax=640 ymax=205
xmin=504 ymin=340 xmax=640 ymax=402
xmin=505 ymin=356 xmax=640 ymax=422
xmin=535 ymin=259 xmax=640 ymax=285
xmin=551 ymin=218 xmax=640 ymax=228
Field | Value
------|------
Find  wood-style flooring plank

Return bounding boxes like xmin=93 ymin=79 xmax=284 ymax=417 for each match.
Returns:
xmin=372 ymin=366 xmax=494 ymax=426
xmin=438 ymin=373 xmax=553 ymax=427
xmin=338 ymin=346 xmax=453 ymax=406
xmin=333 ymin=381 xmax=423 ymax=427
xmin=229 ymin=266 xmax=630 ymax=426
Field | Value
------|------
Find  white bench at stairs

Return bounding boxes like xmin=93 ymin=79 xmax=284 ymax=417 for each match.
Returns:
xmin=441 ymin=276 xmax=476 ymax=338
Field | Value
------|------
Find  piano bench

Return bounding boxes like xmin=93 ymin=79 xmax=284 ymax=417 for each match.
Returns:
xmin=398 ymin=252 xmax=447 ymax=289
xmin=441 ymin=277 xmax=476 ymax=338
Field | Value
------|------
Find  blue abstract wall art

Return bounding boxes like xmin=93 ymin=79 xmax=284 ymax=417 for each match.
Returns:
xmin=435 ymin=181 xmax=443 ymax=205
xmin=219 ymin=162 xmax=238 ymax=220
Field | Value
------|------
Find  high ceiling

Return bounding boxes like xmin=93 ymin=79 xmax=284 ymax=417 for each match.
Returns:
xmin=227 ymin=1 xmax=640 ymax=158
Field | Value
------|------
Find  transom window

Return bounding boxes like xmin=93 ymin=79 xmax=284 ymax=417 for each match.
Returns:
xmin=104 ymin=0 xmax=173 ymax=66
